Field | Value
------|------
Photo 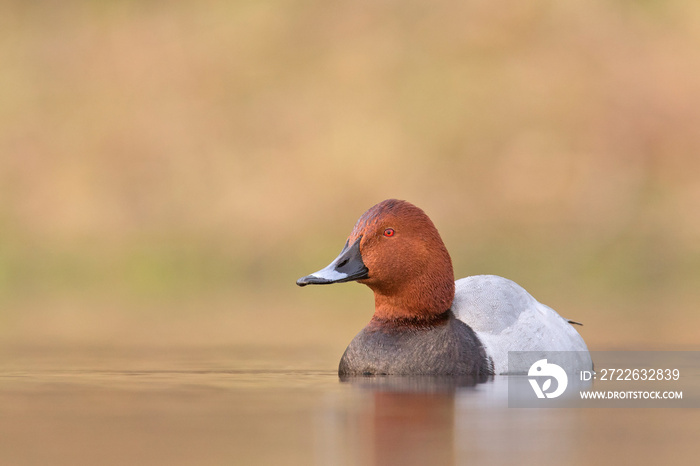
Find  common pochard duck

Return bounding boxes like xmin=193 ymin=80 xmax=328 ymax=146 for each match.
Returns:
xmin=297 ymin=199 xmax=591 ymax=375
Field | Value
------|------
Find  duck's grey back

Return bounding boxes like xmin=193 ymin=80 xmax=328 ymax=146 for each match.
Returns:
xmin=451 ymin=275 xmax=591 ymax=374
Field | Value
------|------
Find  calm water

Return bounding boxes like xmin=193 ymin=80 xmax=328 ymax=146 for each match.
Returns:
xmin=0 ymin=345 xmax=698 ymax=466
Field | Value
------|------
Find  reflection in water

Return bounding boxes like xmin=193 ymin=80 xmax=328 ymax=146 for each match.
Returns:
xmin=370 ymin=390 xmax=455 ymax=466
xmin=316 ymin=375 xmax=589 ymax=466
xmin=321 ymin=375 xmax=493 ymax=466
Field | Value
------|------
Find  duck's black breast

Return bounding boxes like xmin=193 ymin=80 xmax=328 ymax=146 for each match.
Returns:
xmin=338 ymin=311 xmax=493 ymax=376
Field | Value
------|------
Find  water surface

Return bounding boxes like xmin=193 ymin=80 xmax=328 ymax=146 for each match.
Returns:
xmin=0 ymin=345 xmax=697 ymax=465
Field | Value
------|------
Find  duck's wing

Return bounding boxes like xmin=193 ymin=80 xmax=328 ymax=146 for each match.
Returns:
xmin=451 ymin=275 xmax=591 ymax=374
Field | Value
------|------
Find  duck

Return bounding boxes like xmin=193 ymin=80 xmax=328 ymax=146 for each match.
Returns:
xmin=297 ymin=199 xmax=592 ymax=376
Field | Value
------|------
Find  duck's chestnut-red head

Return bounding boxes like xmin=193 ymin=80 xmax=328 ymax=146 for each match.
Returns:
xmin=297 ymin=199 xmax=455 ymax=320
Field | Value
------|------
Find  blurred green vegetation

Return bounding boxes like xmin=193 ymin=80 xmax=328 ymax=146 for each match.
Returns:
xmin=1 ymin=0 xmax=699 ymax=350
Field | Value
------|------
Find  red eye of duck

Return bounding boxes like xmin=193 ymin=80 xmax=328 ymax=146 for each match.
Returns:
xmin=383 ymin=228 xmax=395 ymax=237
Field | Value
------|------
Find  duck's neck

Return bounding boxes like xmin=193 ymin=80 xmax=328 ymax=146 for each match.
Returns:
xmin=369 ymin=275 xmax=455 ymax=322
xmin=369 ymin=309 xmax=452 ymax=330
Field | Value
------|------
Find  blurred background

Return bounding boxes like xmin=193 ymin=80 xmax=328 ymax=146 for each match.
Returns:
xmin=1 ymin=0 xmax=699 ymax=361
